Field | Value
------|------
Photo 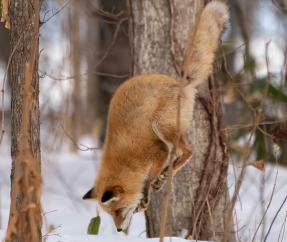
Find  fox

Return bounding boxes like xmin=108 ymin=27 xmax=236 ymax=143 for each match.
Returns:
xmin=83 ymin=1 xmax=229 ymax=232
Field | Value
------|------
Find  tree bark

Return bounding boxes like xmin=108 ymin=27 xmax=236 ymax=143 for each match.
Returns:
xmin=69 ymin=0 xmax=83 ymax=150
xmin=8 ymin=0 xmax=42 ymax=241
xmin=129 ymin=0 xmax=235 ymax=241
xmin=85 ymin=0 xmax=101 ymax=136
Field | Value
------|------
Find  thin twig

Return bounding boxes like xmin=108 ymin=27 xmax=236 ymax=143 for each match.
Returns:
xmin=40 ymin=70 xmax=128 ymax=81
xmin=86 ymin=3 xmax=126 ymax=20
xmin=41 ymin=210 xmax=58 ymax=218
xmin=61 ymin=125 xmax=99 ymax=151
xmin=217 ymin=42 xmax=246 ymax=59
xmin=94 ymin=17 xmax=128 ymax=69
xmin=278 ymin=212 xmax=287 ymax=242
xmin=41 ymin=1 xmax=71 ymax=25
xmin=42 ymin=224 xmax=62 ymax=238
xmin=264 ymin=191 xmax=287 ymax=240
xmin=221 ymin=119 xmax=287 ymax=132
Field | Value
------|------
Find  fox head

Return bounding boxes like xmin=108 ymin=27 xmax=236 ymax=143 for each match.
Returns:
xmin=83 ymin=185 xmax=141 ymax=231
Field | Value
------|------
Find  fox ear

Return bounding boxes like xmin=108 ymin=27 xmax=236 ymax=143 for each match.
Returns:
xmin=83 ymin=188 xmax=95 ymax=200
xmin=101 ymin=186 xmax=124 ymax=204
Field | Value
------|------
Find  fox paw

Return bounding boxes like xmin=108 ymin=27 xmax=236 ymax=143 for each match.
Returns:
xmin=151 ymin=178 xmax=166 ymax=191
xmin=151 ymin=167 xmax=170 ymax=191
xmin=135 ymin=196 xmax=150 ymax=213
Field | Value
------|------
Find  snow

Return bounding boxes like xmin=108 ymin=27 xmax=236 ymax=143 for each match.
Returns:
xmin=0 ymin=231 xmax=199 ymax=242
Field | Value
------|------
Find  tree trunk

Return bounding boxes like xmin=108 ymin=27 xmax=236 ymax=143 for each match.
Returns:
xmin=85 ymin=0 xmax=101 ymax=136
xmin=0 ymin=22 xmax=10 ymax=66
xmin=69 ymin=0 xmax=83 ymax=150
xmin=129 ymin=0 xmax=235 ymax=241
xmin=8 ymin=0 xmax=42 ymax=241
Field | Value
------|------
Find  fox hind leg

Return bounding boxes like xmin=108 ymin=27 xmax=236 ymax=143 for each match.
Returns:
xmin=151 ymin=121 xmax=192 ymax=191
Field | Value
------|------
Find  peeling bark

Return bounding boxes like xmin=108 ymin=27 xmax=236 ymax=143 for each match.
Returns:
xmin=9 ymin=0 xmax=42 ymax=241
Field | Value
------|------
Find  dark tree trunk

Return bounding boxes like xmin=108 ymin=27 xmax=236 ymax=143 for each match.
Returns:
xmin=97 ymin=0 xmax=131 ymax=143
xmin=0 ymin=22 xmax=10 ymax=66
xmin=85 ymin=0 xmax=101 ymax=136
xmin=129 ymin=0 xmax=235 ymax=241
xmin=69 ymin=0 xmax=83 ymax=150
xmin=8 ymin=0 xmax=43 ymax=241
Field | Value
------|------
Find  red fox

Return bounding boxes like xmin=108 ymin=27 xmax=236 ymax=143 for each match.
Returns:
xmin=83 ymin=1 xmax=229 ymax=232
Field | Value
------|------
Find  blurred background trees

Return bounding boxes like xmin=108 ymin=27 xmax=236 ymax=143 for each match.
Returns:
xmin=0 ymin=0 xmax=287 ymax=240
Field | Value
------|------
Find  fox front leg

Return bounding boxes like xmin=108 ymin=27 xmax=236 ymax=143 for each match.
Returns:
xmin=134 ymin=183 xmax=151 ymax=213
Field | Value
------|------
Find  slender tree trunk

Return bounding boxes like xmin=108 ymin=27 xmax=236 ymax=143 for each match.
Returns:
xmin=8 ymin=0 xmax=42 ymax=241
xmin=85 ymin=0 xmax=100 ymax=136
xmin=129 ymin=0 xmax=235 ymax=241
xmin=69 ymin=0 xmax=83 ymax=150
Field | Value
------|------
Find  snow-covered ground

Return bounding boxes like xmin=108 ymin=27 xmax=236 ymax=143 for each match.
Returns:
xmin=0 ymin=231 xmax=200 ymax=242
xmin=0 ymin=123 xmax=287 ymax=242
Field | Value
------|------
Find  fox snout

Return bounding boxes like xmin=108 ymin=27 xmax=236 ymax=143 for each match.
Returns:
xmin=113 ymin=206 xmax=136 ymax=232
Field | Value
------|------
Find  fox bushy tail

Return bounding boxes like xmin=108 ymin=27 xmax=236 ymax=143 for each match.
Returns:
xmin=181 ymin=1 xmax=229 ymax=86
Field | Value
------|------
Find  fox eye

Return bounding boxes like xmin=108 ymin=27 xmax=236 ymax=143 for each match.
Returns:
xmin=115 ymin=209 xmax=121 ymax=216
xmin=186 ymin=76 xmax=191 ymax=81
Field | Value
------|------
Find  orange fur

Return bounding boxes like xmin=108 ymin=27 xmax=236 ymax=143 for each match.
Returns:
xmin=83 ymin=1 xmax=229 ymax=231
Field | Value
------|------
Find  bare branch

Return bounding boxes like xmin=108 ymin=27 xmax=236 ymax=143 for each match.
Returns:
xmin=94 ymin=17 xmax=128 ymax=69
xmin=61 ymin=125 xmax=100 ymax=151
xmin=86 ymin=3 xmax=127 ymax=20
xmin=41 ymin=1 xmax=71 ymax=25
